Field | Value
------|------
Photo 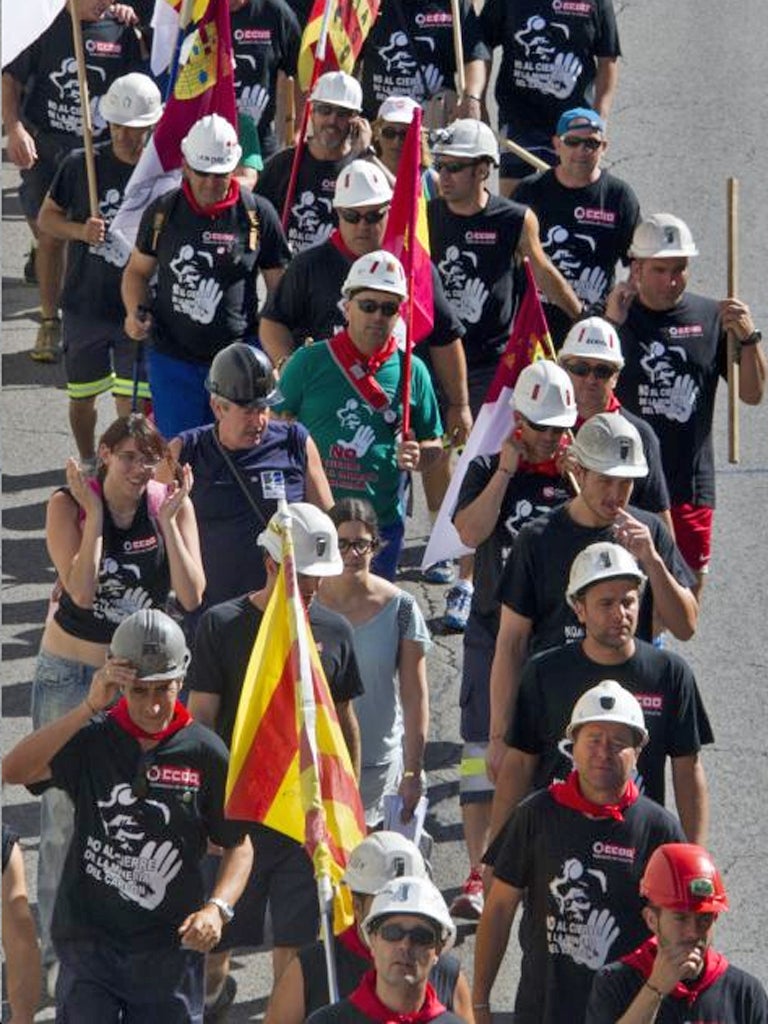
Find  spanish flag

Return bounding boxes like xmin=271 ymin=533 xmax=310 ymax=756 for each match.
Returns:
xmin=225 ymin=513 xmax=366 ymax=933
xmin=297 ymin=0 xmax=380 ymax=91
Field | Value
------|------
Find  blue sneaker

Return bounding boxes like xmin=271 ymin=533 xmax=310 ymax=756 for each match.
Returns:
xmin=443 ymin=581 xmax=473 ymax=631
xmin=424 ymin=559 xmax=455 ymax=584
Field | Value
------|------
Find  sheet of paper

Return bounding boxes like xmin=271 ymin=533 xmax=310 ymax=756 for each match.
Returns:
xmin=382 ymin=793 xmax=429 ymax=848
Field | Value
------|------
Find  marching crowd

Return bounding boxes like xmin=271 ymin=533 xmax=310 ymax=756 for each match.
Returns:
xmin=3 ymin=0 xmax=768 ymax=1021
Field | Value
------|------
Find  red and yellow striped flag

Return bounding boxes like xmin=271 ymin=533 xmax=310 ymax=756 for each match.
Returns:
xmin=297 ymin=0 xmax=380 ymax=92
xmin=224 ymin=515 xmax=366 ymax=932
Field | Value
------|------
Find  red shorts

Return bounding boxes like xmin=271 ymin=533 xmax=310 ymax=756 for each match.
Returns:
xmin=670 ymin=503 xmax=714 ymax=574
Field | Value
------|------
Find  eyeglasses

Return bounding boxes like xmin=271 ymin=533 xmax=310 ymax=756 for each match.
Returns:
xmin=313 ymin=102 xmax=354 ymax=118
xmin=522 ymin=417 xmax=567 ymax=434
xmin=560 ymin=136 xmax=603 ymax=151
xmin=115 ymin=451 xmax=161 ymax=471
xmin=380 ymin=125 xmax=408 ymax=140
xmin=354 ymin=298 xmax=401 ymax=317
xmin=338 ymin=537 xmax=377 ymax=555
xmin=563 ymin=361 xmax=617 ymax=380
xmin=377 ymin=922 xmax=439 ymax=947
xmin=434 ymin=159 xmax=478 ymax=174
xmin=339 ymin=208 xmax=389 ymax=225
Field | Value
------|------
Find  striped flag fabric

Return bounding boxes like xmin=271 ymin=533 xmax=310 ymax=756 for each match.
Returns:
xmin=297 ymin=0 xmax=380 ymax=91
xmin=225 ymin=514 xmax=366 ymax=933
xmin=422 ymin=259 xmax=551 ymax=568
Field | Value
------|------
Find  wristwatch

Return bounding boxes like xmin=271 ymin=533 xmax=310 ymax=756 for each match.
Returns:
xmin=207 ymin=897 xmax=235 ymax=923
xmin=740 ymin=329 xmax=762 ymax=346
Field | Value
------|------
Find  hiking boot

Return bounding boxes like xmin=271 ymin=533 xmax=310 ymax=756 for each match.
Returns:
xmin=30 ymin=317 xmax=61 ymax=363
xmin=449 ymin=867 xmax=484 ymax=921
xmin=443 ymin=581 xmax=473 ymax=632
xmin=423 ymin=559 xmax=456 ymax=584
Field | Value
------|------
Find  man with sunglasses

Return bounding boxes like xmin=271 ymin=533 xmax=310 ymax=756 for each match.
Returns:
xmin=122 ymin=114 xmax=291 ymax=439
xmin=516 ymin=107 xmax=641 ymax=346
xmin=257 ymin=71 xmax=372 ymax=253
xmin=3 ymin=609 xmax=253 ymax=1023
xmin=306 ymin=875 xmax=464 ymax=1023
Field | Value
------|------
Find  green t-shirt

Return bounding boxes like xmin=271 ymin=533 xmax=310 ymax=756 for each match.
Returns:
xmin=276 ymin=342 xmax=442 ymax=525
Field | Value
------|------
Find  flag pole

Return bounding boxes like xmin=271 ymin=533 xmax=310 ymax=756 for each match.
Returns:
xmin=67 ymin=0 xmax=99 ymax=217
xmin=726 ymin=177 xmax=740 ymax=464
xmin=449 ymin=0 xmax=465 ymax=97
xmin=400 ymin=108 xmax=422 ymax=438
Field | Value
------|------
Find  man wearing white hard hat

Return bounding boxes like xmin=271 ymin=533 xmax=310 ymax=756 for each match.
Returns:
xmin=607 ymin=212 xmax=766 ymax=598
xmin=474 ymin=681 xmax=685 ymax=1024
xmin=187 ymin=503 xmax=363 ymax=1008
xmin=276 ymin=251 xmax=443 ymax=578
xmin=37 ymin=73 xmax=161 ymax=471
xmin=559 ymin=316 xmax=672 ymax=533
xmin=491 ymin=540 xmax=713 ymax=852
xmin=307 ymin=876 xmax=464 ymax=1023
xmin=122 ymin=112 xmax=291 ymax=439
xmin=448 ymin=360 xmax=575 ymax=920
xmin=488 ymin=411 xmax=697 ymax=781
xmin=257 ymin=70 xmax=372 ymax=252
xmin=266 ymin=833 xmax=473 ymax=1023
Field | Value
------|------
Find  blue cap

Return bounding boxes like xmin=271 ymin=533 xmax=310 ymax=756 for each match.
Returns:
xmin=556 ymin=107 xmax=606 ymax=136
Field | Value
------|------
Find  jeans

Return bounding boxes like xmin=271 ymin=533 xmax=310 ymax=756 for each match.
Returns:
xmin=31 ymin=651 xmax=97 ymax=965
xmin=372 ymin=520 xmax=405 ymax=581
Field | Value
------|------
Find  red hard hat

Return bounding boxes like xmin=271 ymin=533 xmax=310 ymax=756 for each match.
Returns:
xmin=640 ymin=844 xmax=729 ymax=913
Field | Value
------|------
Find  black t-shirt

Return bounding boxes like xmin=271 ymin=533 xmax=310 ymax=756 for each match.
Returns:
xmin=479 ymin=0 xmax=621 ymax=132
xmin=308 ymin=999 xmax=464 ymax=1024
xmin=2 ymin=824 xmax=19 ymax=873
xmin=454 ymin=453 xmax=572 ymax=630
xmin=6 ymin=10 xmax=143 ymax=145
xmin=515 ymin=169 xmax=640 ymax=345
xmin=49 ymin=142 xmax=135 ymax=321
xmin=614 ymin=293 xmax=726 ymax=507
xmin=508 ymin=638 xmax=714 ymax=806
xmin=256 ymin=147 xmax=356 ymax=253
xmin=357 ymin=0 xmax=489 ymax=119
xmin=261 ymin=238 xmax=463 ymax=350
xmin=497 ymin=503 xmax=695 ymax=653
xmin=189 ymin=595 xmax=364 ymax=747
xmin=428 ymin=193 xmax=526 ymax=368
xmin=611 ymin=407 xmax=670 ymax=514
xmin=587 ymin=961 xmax=768 ymax=1024
xmin=231 ymin=0 xmax=301 ymax=158
xmin=135 ymin=187 xmax=290 ymax=361
xmin=31 ymin=717 xmax=245 ymax=952
xmin=488 ymin=789 xmax=685 ymax=1024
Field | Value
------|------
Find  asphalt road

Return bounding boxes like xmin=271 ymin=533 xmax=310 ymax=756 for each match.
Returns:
xmin=3 ymin=0 xmax=768 ymax=1019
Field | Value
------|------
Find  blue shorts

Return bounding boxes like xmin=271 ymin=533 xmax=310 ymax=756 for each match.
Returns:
xmin=499 ymin=123 xmax=557 ymax=182
xmin=146 ymin=349 xmax=214 ymax=440
xmin=62 ymin=312 xmax=150 ymax=401
xmin=372 ymin=519 xmax=405 ymax=581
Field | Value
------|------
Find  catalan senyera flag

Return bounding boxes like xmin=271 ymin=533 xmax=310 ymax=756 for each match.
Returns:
xmin=110 ymin=0 xmax=236 ymax=254
xmin=225 ymin=515 xmax=366 ymax=934
xmin=382 ymin=106 xmax=434 ymax=345
xmin=422 ymin=258 xmax=551 ymax=568
xmin=297 ymin=0 xmax=380 ymax=91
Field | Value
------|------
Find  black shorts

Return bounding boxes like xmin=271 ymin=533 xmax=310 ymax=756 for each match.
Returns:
xmin=498 ymin=123 xmax=557 ymax=182
xmin=19 ymin=133 xmax=74 ymax=221
xmin=62 ymin=312 xmax=150 ymax=401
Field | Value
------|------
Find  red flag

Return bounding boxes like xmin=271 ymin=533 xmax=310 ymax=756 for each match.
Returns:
xmin=298 ymin=0 xmax=380 ymax=91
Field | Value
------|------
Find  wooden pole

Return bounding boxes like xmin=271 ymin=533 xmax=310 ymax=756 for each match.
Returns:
xmin=498 ymin=134 xmax=550 ymax=172
xmin=727 ymin=177 xmax=740 ymax=463
xmin=450 ymin=0 xmax=466 ymax=96
xmin=68 ymin=0 xmax=99 ymax=217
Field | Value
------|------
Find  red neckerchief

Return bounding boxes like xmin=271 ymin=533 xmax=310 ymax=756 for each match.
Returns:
xmin=182 ymin=177 xmax=240 ymax=218
xmin=517 ymin=435 xmax=571 ymax=478
xmin=349 ymin=970 xmax=447 ymax=1023
xmin=549 ymin=770 xmax=639 ymax=821
xmin=107 ymin=696 xmax=192 ymax=742
xmin=575 ymin=393 xmax=622 ymax=429
xmin=621 ymin=936 xmax=729 ymax=1006
xmin=328 ymin=227 xmax=358 ymax=262
xmin=328 ymin=328 xmax=399 ymax=413
xmin=337 ymin=924 xmax=372 ymax=961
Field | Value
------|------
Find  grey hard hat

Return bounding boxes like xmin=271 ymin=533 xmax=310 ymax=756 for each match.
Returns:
xmin=206 ymin=343 xmax=279 ymax=407
xmin=110 ymin=609 xmax=191 ymax=680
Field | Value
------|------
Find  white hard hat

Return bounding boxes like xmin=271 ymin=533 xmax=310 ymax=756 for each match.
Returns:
xmin=560 ymin=317 xmax=624 ymax=369
xmin=378 ymin=96 xmax=419 ymax=124
xmin=333 ymin=160 xmax=393 ymax=209
xmin=100 ymin=73 xmax=163 ymax=128
xmin=181 ymin=114 xmax=241 ymax=174
xmin=343 ymin=833 xmax=428 ymax=894
xmin=258 ymin=503 xmax=343 ymax=576
xmin=629 ymin=213 xmax=698 ymax=259
xmin=566 ymin=679 xmax=649 ymax=747
xmin=310 ymin=71 xmax=363 ymax=112
xmin=511 ymin=360 xmax=577 ymax=428
xmin=362 ymin=875 xmax=457 ymax=953
xmin=566 ymin=542 xmax=647 ymax=609
xmin=110 ymin=609 xmax=191 ymax=680
xmin=571 ymin=413 xmax=648 ymax=478
xmin=342 ymin=250 xmax=408 ymax=299
xmin=432 ymin=118 xmax=499 ymax=166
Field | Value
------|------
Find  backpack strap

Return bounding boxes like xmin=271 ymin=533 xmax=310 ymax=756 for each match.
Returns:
xmin=150 ymin=188 xmax=183 ymax=252
xmin=238 ymin=188 xmax=261 ymax=252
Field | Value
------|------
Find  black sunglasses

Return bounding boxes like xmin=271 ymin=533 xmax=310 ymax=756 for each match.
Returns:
xmin=564 ymin=361 xmax=616 ymax=380
xmin=561 ymin=136 xmax=603 ymax=151
xmin=354 ymin=298 xmax=401 ymax=317
xmin=338 ymin=537 xmax=378 ymax=555
xmin=434 ymin=159 xmax=478 ymax=174
xmin=339 ymin=208 xmax=389 ymax=225
xmin=522 ymin=417 xmax=567 ymax=434
xmin=381 ymin=125 xmax=409 ymax=140
xmin=313 ymin=102 xmax=354 ymax=118
xmin=377 ymin=922 xmax=439 ymax=947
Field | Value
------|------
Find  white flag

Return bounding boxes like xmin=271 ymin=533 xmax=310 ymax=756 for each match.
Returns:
xmin=2 ymin=0 xmax=66 ymax=67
